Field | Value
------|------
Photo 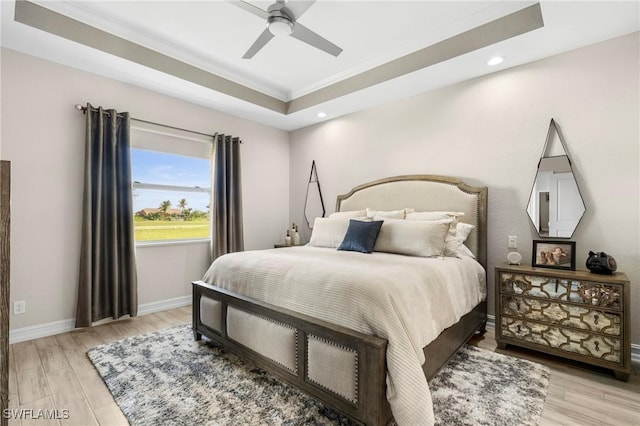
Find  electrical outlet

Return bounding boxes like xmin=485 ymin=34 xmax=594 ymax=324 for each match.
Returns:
xmin=14 ymin=300 xmax=26 ymax=315
xmin=508 ymin=235 xmax=518 ymax=249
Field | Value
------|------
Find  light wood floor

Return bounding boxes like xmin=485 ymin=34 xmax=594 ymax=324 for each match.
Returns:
xmin=8 ymin=306 xmax=640 ymax=425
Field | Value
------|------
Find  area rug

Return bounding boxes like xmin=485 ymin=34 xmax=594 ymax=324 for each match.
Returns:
xmin=88 ymin=324 xmax=550 ymax=426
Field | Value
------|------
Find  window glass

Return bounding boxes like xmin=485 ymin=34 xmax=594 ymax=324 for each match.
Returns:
xmin=131 ymin=148 xmax=211 ymax=242
xmin=132 ymin=149 xmax=210 ymax=188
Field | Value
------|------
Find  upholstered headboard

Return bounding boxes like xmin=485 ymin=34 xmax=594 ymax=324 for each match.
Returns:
xmin=336 ymin=175 xmax=488 ymax=269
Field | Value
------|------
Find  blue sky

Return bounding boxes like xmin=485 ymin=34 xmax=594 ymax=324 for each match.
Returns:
xmin=131 ymin=149 xmax=211 ymax=212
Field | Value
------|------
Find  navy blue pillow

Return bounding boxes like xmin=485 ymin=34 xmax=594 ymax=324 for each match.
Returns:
xmin=337 ymin=220 xmax=384 ymax=254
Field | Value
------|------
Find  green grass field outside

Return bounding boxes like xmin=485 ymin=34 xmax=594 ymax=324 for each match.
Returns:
xmin=134 ymin=219 xmax=210 ymax=241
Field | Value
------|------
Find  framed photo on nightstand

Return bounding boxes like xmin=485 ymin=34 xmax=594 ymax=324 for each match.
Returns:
xmin=532 ymin=240 xmax=576 ymax=270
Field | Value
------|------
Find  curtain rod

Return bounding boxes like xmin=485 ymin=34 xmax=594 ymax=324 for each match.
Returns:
xmin=74 ymin=104 xmax=217 ymax=140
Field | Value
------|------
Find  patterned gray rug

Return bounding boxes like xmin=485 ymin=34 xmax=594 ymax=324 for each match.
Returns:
xmin=88 ymin=324 xmax=549 ymax=426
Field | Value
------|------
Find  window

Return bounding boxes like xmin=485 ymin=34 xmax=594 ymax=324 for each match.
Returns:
xmin=130 ymin=122 xmax=212 ymax=243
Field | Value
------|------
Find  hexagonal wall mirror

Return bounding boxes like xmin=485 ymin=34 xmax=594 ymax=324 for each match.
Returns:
xmin=526 ymin=120 xmax=585 ymax=238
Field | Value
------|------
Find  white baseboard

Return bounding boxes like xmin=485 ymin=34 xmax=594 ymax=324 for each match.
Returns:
xmin=9 ymin=318 xmax=76 ymax=345
xmin=9 ymin=295 xmax=192 ymax=344
xmin=137 ymin=295 xmax=191 ymax=316
xmin=485 ymin=314 xmax=640 ymax=364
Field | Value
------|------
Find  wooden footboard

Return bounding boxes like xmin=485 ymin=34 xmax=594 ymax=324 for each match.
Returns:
xmin=192 ymin=280 xmax=393 ymax=426
xmin=193 ymin=281 xmax=487 ymax=425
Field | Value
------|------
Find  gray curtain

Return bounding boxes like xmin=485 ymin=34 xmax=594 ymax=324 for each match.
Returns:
xmin=211 ymin=134 xmax=244 ymax=260
xmin=76 ymin=104 xmax=137 ymax=328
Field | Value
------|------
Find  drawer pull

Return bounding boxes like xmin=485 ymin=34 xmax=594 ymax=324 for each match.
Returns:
xmin=594 ymin=341 xmax=600 ymax=352
xmin=516 ymin=301 xmax=521 ymax=311
xmin=594 ymin=314 xmax=599 ymax=325
xmin=516 ymin=325 xmax=522 ymax=333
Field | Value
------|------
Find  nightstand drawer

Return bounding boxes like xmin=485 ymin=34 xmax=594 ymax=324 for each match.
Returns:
xmin=499 ymin=272 xmax=623 ymax=311
xmin=576 ymin=281 xmax=623 ymax=310
xmin=501 ymin=295 xmax=622 ymax=336
xmin=500 ymin=273 xmax=570 ymax=300
xmin=500 ymin=317 xmax=622 ymax=364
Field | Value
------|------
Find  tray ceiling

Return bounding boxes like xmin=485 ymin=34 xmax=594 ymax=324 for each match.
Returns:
xmin=2 ymin=1 xmax=638 ymax=130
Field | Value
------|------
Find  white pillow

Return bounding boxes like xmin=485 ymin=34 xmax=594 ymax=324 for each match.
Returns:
xmin=458 ymin=243 xmax=476 ymax=259
xmin=444 ymin=222 xmax=476 ymax=257
xmin=308 ymin=218 xmax=350 ymax=248
xmin=405 ymin=211 xmax=465 ymax=221
xmin=366 ymin=208 xmax=406 ymax=220
xmin=455 ymin=222 xmax=474 ymax=242
xmin=373 ymin=219 xmax=451 ymax=257
xmin=329 ymin=210 xmax=366 ymax=219
xmin=405 ymin=211 xmax=474 ymax=258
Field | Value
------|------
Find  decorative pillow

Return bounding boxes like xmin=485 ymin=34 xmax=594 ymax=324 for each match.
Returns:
xmin=329 ymin=210 xmax=367 ymax=219
xmin=365 ymin=208 xmax=407 ymax=220
xmin=308 ymin=218 xmax=350 ymax=248
xmin=373 ymin=219 xmax=451 ymax=257
xmin=337 ymin=220 xmax=384 ymax=254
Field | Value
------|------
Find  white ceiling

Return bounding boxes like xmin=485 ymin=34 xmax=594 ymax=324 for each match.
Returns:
xmin=2 ymin=1 xmax=638 ymax=130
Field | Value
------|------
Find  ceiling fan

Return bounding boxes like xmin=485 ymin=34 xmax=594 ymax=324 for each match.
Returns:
xmin=230 ymin=0 xmax=343 ymax=59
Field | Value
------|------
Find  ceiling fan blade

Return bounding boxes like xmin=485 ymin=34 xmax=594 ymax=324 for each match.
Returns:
xmin=283 ymin=0 xmax=316 ymax=20
xmin=242 ymin=28 xmax=275 ymax=59
xmin=229 ymin=0 xmax=270 ymax=19
xmin=290 ymin=23 xmax=342 ymax=57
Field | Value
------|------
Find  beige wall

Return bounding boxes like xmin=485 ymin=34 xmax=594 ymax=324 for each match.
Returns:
xmin=290 ymin=33 xmax=640 ymax=344
xmin=1 ymin=48 xmax=290 ymax=331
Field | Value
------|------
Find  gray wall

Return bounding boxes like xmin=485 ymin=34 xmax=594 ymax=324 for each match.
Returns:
xmin=1 ymin=48 xmax=290 ymax=331
xmin=289 ymin=33 xmax=640 ymax=344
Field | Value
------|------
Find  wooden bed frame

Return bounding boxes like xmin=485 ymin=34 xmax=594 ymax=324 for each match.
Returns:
xmin=193 ymin=175 xmax=488 ymax=425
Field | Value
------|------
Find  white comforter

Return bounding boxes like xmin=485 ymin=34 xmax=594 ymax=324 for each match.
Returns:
xmin=203 ymin=246 xmax=486 ymax=426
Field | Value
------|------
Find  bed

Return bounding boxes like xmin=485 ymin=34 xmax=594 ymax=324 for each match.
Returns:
xmin=192 ymin=175 xmax=488 ymax=425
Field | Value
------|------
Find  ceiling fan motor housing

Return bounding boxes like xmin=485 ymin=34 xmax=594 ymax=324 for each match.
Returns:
xmin=267 ymin=10 xmax=294 ymax=36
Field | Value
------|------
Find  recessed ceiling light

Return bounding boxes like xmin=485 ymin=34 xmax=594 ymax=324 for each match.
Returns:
xmin=317 ymin=112 xmax=327 ymax=118
xmin=488 ymin=56 xmax=504 ymax=66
